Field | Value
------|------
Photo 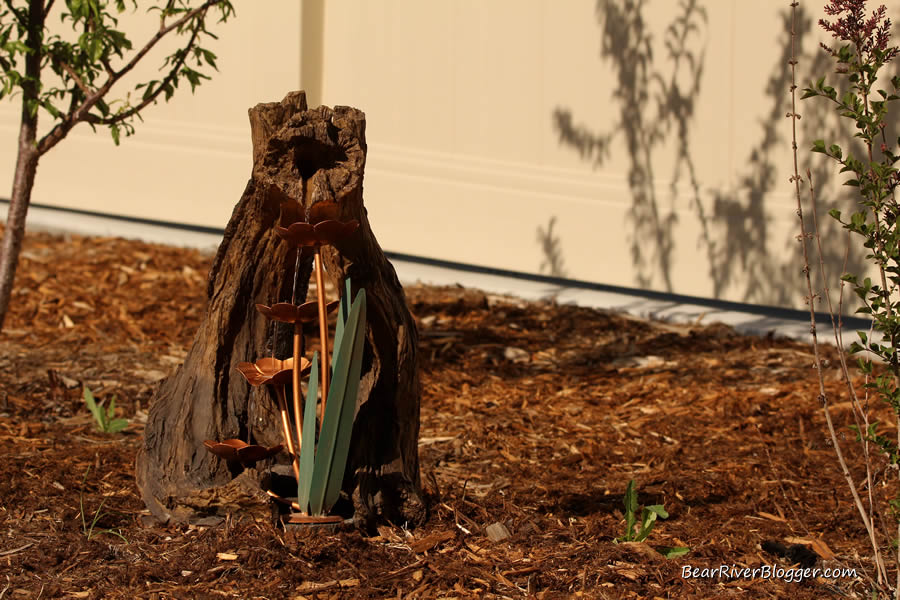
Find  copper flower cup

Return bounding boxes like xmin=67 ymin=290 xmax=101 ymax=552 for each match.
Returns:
xmin=274 ymin=219 xmax=359 ymax=248
xmin=255 ymin=299 xmax=339 ymax=324
xmin=203 ymin=438 xmax=284 ymax=464
xmin=235 ymin=356 xmax=311 ymax=387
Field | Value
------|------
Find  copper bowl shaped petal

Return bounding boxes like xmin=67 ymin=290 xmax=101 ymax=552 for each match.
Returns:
xmin=204 ymin=439 xmax=283 ymax=463
xmin=235 ymin=362 xmax=270 ymax=386
xmin=313 ymin=219 xmax=359 ymax=244
xmin=203 ymin=438 xmax=243 ymax=462
xmin=236 ymin=443 xmax=284 ymax=463
xmin=296 ymin=299 xmax=340 ymax=322
xmin=236 ymin=357 xmax=312 ymax=387
xmin=255 ymin=303 xmax=301 ymax=323
xmin=275 ymin=223 xmax=317 ymax=247
xmin=308 ymin=201 xmax=341 ymax=223
xmin=256 ymin=300 xmax=340 ymax=324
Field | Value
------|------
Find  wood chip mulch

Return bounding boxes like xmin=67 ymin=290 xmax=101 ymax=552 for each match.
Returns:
xmin=0 ymin=227 xmax=892 ymax=599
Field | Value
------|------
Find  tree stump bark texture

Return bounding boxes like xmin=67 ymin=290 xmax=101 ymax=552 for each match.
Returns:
xmin=135 ymin=91 xmax=425 ymax=527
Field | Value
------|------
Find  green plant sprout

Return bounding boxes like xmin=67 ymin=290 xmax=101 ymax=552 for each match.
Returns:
xmin=616 ymin=479 xmax=688 ymax=559
xmin=83 ymin=387 xmax=128 ymax=434
xmin=79 ymin=467 xmax=127 ymax=543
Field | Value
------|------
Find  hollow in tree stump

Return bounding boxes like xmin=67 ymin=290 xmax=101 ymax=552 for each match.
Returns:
xmin=135 ymin=91 xmax=425 ymax=527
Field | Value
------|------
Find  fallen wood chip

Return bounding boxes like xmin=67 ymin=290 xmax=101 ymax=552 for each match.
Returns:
xmin=295 ymin=578 xmax=360 ymax=593
xmin=409 ymin=530 xmax=455 ymax=553
xmin=756 ymin=511 xmax=786 ymax=523
xmin=418 ymin=436 xmax=458 ymax=446
xmin=0 ymin=543 xmax=33 ymax=557
xmin=785 ymin=536 xmax=836 ymax=560
xmin=216 ymin=552 xmax=238 ymax=561
xmin=485 ymin=522 xmax=511 ymax=542
xmin=501 ymin=565 xmax=539 ymax=577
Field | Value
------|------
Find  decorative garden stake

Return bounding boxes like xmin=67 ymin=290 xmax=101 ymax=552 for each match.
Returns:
xmin=297 ymin=281 xmax=367 ymax=520
xmin=275 ymin=214 xmax=360 ymax=422
xmin=207 ymin=182 xmax=364 ymax=524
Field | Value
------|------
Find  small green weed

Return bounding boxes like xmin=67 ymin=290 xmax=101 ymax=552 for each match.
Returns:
xmin=83 ymin=387 xmax=128 ymax=434
xmin=616 ymin=479 xmax=688 ymax=559
xmin=79 ymin=467 xmax=127 ymax=543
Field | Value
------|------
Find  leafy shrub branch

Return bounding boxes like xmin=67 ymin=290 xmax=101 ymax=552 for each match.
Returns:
xmin=792 ymin=0 xmax=900 ymax=594
xmin=0 ymin=0 xmax=235 ymax=331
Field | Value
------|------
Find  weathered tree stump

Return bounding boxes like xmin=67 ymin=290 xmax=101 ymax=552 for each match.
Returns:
xmin=136 ymin=91 xmax=425 ymax=527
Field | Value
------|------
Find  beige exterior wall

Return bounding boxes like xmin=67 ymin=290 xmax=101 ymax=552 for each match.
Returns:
xmin=0 ymin=0 xmax=891 ymax=310
xmin=0 ymin=1 xmax=304 ymax=229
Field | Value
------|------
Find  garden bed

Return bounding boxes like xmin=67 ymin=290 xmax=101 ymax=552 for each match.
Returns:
xmin=0 ymin=229 xmax=884 ymax=598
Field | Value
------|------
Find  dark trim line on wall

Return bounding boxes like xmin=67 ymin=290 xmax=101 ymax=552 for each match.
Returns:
xmin=384 ymin=250 xmax=872 ymax=331
xmin=0 ymin=198 xmax=225 ymax=236
xmin=1 ymin=198 xmax=872 ymax=331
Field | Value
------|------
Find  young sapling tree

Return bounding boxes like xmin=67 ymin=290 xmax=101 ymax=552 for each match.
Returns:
xmin=0 ymin=0 xmax=235 ymax=330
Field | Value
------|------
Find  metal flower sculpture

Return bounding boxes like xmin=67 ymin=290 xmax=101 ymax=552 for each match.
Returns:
xmin=255 ymin=299 xmax=339 ymax=324
xmin=204 ymin=194 xmax=368 ymax=524
xmin=235 ymin=356 xmax=309 ymax=387
xmin=275 ymin=214 xmax=359 ymax=424
xmin=203 ymin=439 xmax=284 ymax=465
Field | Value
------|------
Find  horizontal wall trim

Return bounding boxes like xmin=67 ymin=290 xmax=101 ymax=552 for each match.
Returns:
xmin=0 ymin=198 xmax=869 ymax=331
xmin=368 ymin=142 xmax=806 ymax=215
xmin=0 ymin=198 xmax=225 ymax=236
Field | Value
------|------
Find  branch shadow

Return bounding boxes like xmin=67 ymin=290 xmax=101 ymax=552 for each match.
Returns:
xmin=553 ymin=0 xmax=708 ymax=293
xmin=552 ymin=0 xmax=891 ymax=309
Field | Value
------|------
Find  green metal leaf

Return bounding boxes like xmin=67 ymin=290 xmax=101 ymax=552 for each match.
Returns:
xmin=331 ymin=278 xmax=352 ymax=379
xmin=297 ymin=352 xmax=319 ymax=513
xmin=322 ymin=290 xmax=367 ymax=512
xmin=309 ymin=289 xmax=367 ymax=515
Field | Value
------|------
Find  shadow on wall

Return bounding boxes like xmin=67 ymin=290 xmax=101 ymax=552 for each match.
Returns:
xmin=536 ymin=216 xmax=568 ymax=278
xmin=551 ymin=0 xmax=878 ymax=311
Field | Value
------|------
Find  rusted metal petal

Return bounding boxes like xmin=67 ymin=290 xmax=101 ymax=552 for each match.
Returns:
xmin=203 ymin=439 xmax=283 ymax=463
xmin=300 ymin=299 xmax=339 ymax=322
xmin=308 ymin=201 xmax=341 ymax=223
xmin=203 ymin=438 xmax=243 ymax=462
xmin=236 ymin=442 xmax=284 ymax=463
xmin=276 ymin=219 xmax=359 ymax=247
xmin=256 ymin=300 xmax=339 ymax=324
xmin=275 ymin=223 xmax=316 ymax=247
xmin=313 ymin=219 xmax=359 ymax=244
xmin=255 ymin=303 xmax=299 ymax=323
xmin=236 ymin=356 xmax=311 ymax=387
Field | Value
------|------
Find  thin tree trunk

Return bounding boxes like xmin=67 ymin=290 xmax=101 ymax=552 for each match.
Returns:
xmin=0 ymin=143 xmax=40 ymax=331
xmin=0 ymin=0 xmax=43 ymax=332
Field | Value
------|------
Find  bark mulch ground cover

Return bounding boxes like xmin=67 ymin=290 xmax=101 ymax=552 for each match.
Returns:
xmin=0 ymin=228 xmax=890 ymax=599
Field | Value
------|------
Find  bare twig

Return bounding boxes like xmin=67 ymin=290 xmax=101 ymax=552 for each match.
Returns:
xmin=56 ymin=61 xmax=92 ymax=97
